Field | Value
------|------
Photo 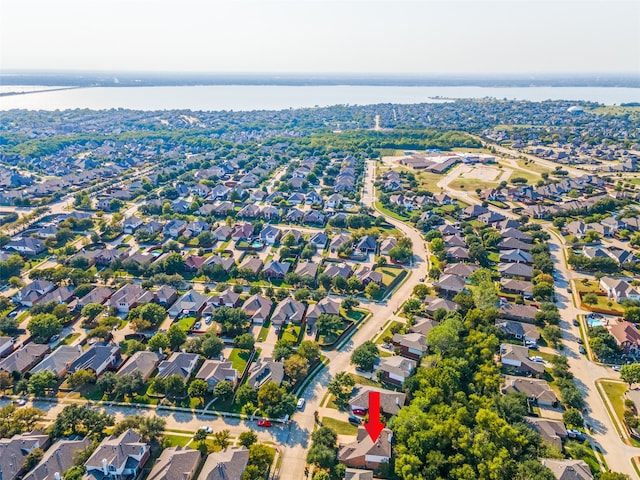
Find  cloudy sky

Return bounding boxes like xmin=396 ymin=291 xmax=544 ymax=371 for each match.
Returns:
xmin=1 ymin=0 xmax=638 ymax=74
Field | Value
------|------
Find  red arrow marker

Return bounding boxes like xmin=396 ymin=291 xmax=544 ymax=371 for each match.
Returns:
xmin=364 ymin=391 xmax=385 ymax=442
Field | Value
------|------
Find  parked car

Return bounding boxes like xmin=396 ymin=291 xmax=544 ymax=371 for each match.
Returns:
xmin=348 ymin=415 xmax=362 ymax=425
xmin=297 ymin=398 xmax=306 ymax=410
xmin=567 ymin=429 xmax=585 ymax=440
xmin=613 ymin=365 xmax=621 ymax=371
xmin=352 ymin=408 xmax=366 ymax=416
xmin=198 ymin=426 xmax=213 ymax=433
xmin=49 ymin=334 xmax=60 ymax=343
xmin=579 ymin=346 xmax=586 ymax=354
xmin=573 ymin=319 xmax=580 ymax=327
xmin=257 ymin=419 xmax=272 ymax=427
xmin=194 ymin=322 xmax=202 ymax=330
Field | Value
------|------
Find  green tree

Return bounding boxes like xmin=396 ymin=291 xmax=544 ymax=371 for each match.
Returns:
xmin=239 ymin=430 xmax=258 ymax=448
xmin=563 ymin=408 xmax=584 ymax=428
xmin=49 ymin=404 xmax=114 ymax=440
xmin=327 ymin=371 xmax=355 ymax=408
xmin=67 ymin=369 xmax=97 ymax=389
xmin=212 ymin=429 xmax=231 ymax=450
xmin=164 ymin=374 xmax=187 ymax=398
xmin=28 ymin=370 xmax=58 ymax=396
xmin=213 ymin=380 xmax=234 ymax=399
xmin=188 ymin=379 xmax=209 ymax=403
xmin=273 ymin=339 xmax=294 ymax=361
xmin=296 ymin=340 xmax=320 ymax=363
xmin=284 ymin=354 xmax=309 ymax=383
xmin=22 ymin=447 xmax=44 ymax=471
xmin=583 ymin=293 xmax=599 ymax=305
xmin=148 ymin=332 xmax=170 ymax=352
xmin=27 ymin=313 xmax=62 ymax=343
xmin=620 ymin=364 xmax=640 ymax=387
xmin=350 ymin=341 xmax=378 ymax=371
xmin=234 ymin=333 xmax=255 ymax=351
xmin=257 ymin=381 xmax=296 ymax=418
xmin=364 ymin=281 xmax=381 ymax=299
xmin=542 ymin=325 xmax=562 ymax=348
xmin=316 ymin=314 xmax=343 ymax=340
xmin=167 ymin=323 xmax=187 ymax=350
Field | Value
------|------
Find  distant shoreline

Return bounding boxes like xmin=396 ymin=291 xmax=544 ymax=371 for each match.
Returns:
xmin=0 ymin=86 xmax=84 ymax=97
xmin=2 ymin=72 xmax=639 ymax=89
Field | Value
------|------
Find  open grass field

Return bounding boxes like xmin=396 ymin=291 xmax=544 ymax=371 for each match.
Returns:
xmin=515 ymin=158 xmax=552 ymax=175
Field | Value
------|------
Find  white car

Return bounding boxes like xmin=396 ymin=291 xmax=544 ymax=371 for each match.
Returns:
xmin=296 ymin=398 xmax=306 ymax=410
xmin=199 ymin=426 xmax=213 ymax=433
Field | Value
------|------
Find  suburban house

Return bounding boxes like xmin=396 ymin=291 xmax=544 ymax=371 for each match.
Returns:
xmin=247 ymin=357 xmax=285 ymax=389
xmin=498 ymin=262 xmax=534 ymax=279
xmin=122 ymin=216 xmax=144 ymax=234
xmin=198 ymin=447 xmax=249 ymax=480
xmin=539 ymin=459 xmax=593 ymax=480
xmin=5 ymin=237 xmax=45 ymax=255
xmin=23 ymin=437 xmax=93 ymax=480
xmin=495 ymin=319 xmax=541 ymax=344
xmin=410 ymin=317 xmax=440 ymax=336
xmin=117 ymin=351 xmax=163 ymax=382
xmin=242 ymin=294 xmax=273 ymax=325
xmin=338 ymin=427 xmax=393 ymax=470
xmin=271 ymin=297 xmax=306 ymax=328
xmin=259 ymin=224 xmax=281 ymax=245
xmin=0 ymin=432 xmax=51 ymax=480
xmin=15 ymin=280 xmax=55 ymax=307
xmin=157 ymin=352 xmax=200 ymax=380
xmin=500 ymin=279 xmax=534 ymax=299
xmin=309 ymin=232 xmax=328 ymax=249
xmin=76 ymin=287 xmax=115 ymax=310
xmin=146 ymin=446 xmax=202 ymax=480
xmin=609 ymin=321 xmax=640 ymax=353
xmin=435 ymin=274 xmax=466 ymax=295
xmin=499 ymin=343 xmax=544 ymax=377
xmin=168 ymin=290 xmax=209 ymax=318
xmin=68 ymin=344 xmax=121 ymax=377
xmin=376 ymin=356 xmax=416 ymax=386
xmin=499 ymin=304 xmax=538 ymax=323
xmin=195 ymin=359 xmax=239 ymax=390
xmin=306 ymin=297 xmax=341 ymax=328
xmin=108 ymin=284 xmax=144 ymax=313
xmin=163 ymin=219 xmax=186 ymax=238
xmin=525 ymin=418 xmax=567 ymax=451
xmin=262 ymin=260 xmax=291 ymax=279
xmin=30 ymin=345 xmax=82 ymax=378
xmin=0 ymin=344 xmax=50 ymax=374
xmin=502 ymin=375 xmax=558 ymax=407
xmin=84 ymin=429 xmax=150 ymax=480
xmin=379 ymin=237 xmax=398 ymax=256
xmin=295 ymin=261 xmax=319 ymax=279
xmin=349 ymin=386 xmax=406 ymax=416
xmin=599 ymin=276 xmax=640 ymax=303
xmin=391 ymin=332 xmax=428 ymax=360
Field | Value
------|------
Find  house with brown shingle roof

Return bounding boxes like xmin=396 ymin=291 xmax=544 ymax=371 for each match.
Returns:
xmin=502 ymin=375 xmax=558 ymax=407
xmin=84 ymin=429 xmax=150 ymax=480
xmin=23 ymin=437 xmax=92 ymax=480
xmin=198 ymin=447 xmax=249 ymax=480
xmin=338 ymin=427 xmax=392 ymax=470
xmin=610 ymin=320 xmax=640 ymax=353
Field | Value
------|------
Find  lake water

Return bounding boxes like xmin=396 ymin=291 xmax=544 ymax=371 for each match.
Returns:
xmin=0 ymin=85 xmax=638 ymax=111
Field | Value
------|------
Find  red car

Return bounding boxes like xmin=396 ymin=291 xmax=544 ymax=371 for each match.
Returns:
xmin=257 ymin=419 xmax=272 ymax=427
xmin=352 ymin=408 xmax=366 ymax=416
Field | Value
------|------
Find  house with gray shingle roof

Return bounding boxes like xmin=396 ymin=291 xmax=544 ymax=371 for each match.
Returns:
xmin=118 ymin=350 xmax=163 ymax=382
xmin=247 ymin=357 xmax=285 ymax=389
xmin=147 ymin=446 xmax=201 ymax=480
xmin=69 ymin=344 xmax=121 ymax=377
xmin=157 ymin=352 xmax=200 ymax=380
xmin=23 ymin=437 xmax=92 ymax=480
xmin=195 ymin=360 xmax=238 ymax=390
xmin=198 ymin=447 xmax=249 ymax=480
xmin=0 ymin=432 xmax=51 ymax=480
xmin=0 ymin=344 xmax=50 ymax=374
xmin=31 ymin=345 xmax=82 ymax=378
xmin=84 ymin=429 xmax=150 ymax=480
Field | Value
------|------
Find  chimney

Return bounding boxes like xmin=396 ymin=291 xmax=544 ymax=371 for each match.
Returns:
xmin=102 ymin=458 xmax=109 ymax=475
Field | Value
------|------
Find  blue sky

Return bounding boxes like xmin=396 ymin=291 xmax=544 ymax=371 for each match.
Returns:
xmin=1 ymin=0 xmax=638 ymax=74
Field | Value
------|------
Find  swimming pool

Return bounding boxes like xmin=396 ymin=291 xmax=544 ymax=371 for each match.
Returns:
xmin=587 ymin=318 xmax=605 ymax=328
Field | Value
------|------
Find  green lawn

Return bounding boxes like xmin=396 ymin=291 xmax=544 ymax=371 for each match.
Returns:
xmin=163 ymin=434 xmax=191 ymax=447
xmin=281 ymin=324 xmax=302 ymax=344
xmin=344 ymin=308 xmax=367 ymax=322
xmin=176 ymin=316 xmax=196 ymax=331
xmin=60 ymin=332 xmax=80 ymax=346
xmin=321 ymin=416 xmax=358 ymax=435
xmin=352 ymin=374 xmax=381 ymax=388
xmin=257 ymin=320 xmax=271 ymax=342
xmin=601 ymin=380 xmax=627 ymax=429
xmin=374 ymin=202 xmax=409 ymax=221
xmin=229 ymin=348 xmax=251 ymax=373
xmin=376 ymin=320 xmax=403 ymax=345
xmin=574 ymin=280 xmax=603 ymax=294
